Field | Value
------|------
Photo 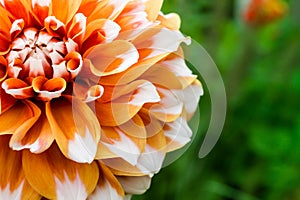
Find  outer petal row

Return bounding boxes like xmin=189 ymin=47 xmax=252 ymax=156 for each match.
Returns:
xmin=0 ymin=136 xmax=40 ymax=200
xmin=22 ymin=143 xmax=99 ymax=199
xmin=95 ymin=80 xmax=160 ymax=126
xmin=46 ymin=97 xmax=101 ymax=163
xmin=0 ymin=136 xmax=131 ymax=200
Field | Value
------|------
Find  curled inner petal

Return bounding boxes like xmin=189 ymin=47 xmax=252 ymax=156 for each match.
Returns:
xmin=44 ymin=16 xmax=66 ymax=37
xmin=2 ymin=78 xmax=33 ymax=99
xmin=84 ymin=85 xmax=104 ymax=103
xmin=32 ymin=77 xmax=67 ymax=101
xmin=65 ymin=52 xmax=83 ymax=79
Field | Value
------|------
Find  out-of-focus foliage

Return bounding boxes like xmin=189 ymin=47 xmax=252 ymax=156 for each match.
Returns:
xmin=133 ymin=0 xmax=300 ymax=199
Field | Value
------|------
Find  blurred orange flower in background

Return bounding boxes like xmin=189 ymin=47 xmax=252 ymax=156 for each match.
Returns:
xmin=0 ymin=0 xmax=202 ymax=199
xmin=243 ymin=0 xmax=288 ymax=26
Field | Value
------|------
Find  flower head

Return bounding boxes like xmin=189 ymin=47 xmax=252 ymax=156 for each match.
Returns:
xmin=243 ymin=0 xmax=287 ymax=26
xmin=0 ymin=0 xmax=203 ymax=199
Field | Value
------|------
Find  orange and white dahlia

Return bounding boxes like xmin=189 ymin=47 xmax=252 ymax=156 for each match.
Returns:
xmin=0 ymin=0 xmax=203 ymax=199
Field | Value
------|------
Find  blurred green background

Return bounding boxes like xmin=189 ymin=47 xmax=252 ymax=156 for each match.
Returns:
xmin=133 ymin=0 xmax=300 ymax=199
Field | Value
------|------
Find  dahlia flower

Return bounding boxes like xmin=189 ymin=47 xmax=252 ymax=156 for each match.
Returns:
xmin=243 ymin=0 xmax=287 ymax=26
xmin=0 ymin=0 xmax=203 ymax=199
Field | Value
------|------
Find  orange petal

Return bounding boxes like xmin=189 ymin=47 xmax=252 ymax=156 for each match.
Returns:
xmin=84 ymin=40 xmax=139 ymax=76
xmin=52 ymin=61 xmax=70 ymax=80
xmin=46 ymin=97 xmax=100 ymax=163
xmin=115 ymin=1 xmax=151 ymax=34
xmin=67 ymin=13 xmax=87 ymax=44
xmin=135 ymin=140 xmax=166 ymax=175
xmin=0 ymin=6 xmax=11 ymax=55
xmin=146 ymin=128 xmax=167 ymax=151
xmin=22 ymin=143 xmax=99 ymax=199
xmin=157 ymin=13 xmax=181 ymax=30
xmin=141 ymin=48 xmax=197 ymax=89
xmin=0 ymin=135 xmax=40 ymax=200
xmin=95 ymin=81 xmax=160 ymax=126
xmin=102 ymin=131 xmax=166 ymax=176
xmin=0 ymin=35 xmax=11 ymax=56
xmin=1 ymin=0 xmax=31 ymax=25
xmin=32 ymin=77 xmax=67 ymax=101
xmin=97 ymin=51 xmax=168 ymax=85
xmin=0 ymin=100 xmax=41 ymax=135
xmin=10 ymin=102 xmax=54 ymax=153
xmin=172 ymin=79 xmax=203 ymax=120
xmin=143 ymin=0 xmax=163 ymax=21
xmin=10 ymin=19 xmax=25 ymax=39
xmin=96 ymin=138 xmax=119 ymax=161
xmin=87 ymin=0 xmax=129 ymax=23
xmin=103 ymin=143 xmax=165 ymax=176
xmin=164 ymin=117 xmax=192 ymax=152
xmin=102 ymin=157 xmax=144 ymax=176
xmin=96 ymin=124 xmax=145 ymax=166
xmin=31 ymin=0 xmax=51 ymax=25
xmin=49 ymin=0 xmax=82 ymax=24
xmin=78 ymin=0 xmax=100 ymax=17
xmin=44 ymin=16 xmax=66 ymax=37
xmin=159 ymin=49 xmax=197 ymax=88
xmin=94 ymin=115 xmax=147 ymax=168
xmin=6 ymin=58 xmax=23 ymax=78
xmin=132 ymin=27 xmax=190 ymax=61
xmin=0 ymin=88 xmax=16 ymax=114
xmin=95 ymin=101 xmax=137 ymax=127
xmin=146 ymin=87 xmax=183 ymax=122
xmin=73 ymin=81 xmax=104 ymax=102
xmin=139 ymin=63 xmax=183 ymax=89
xmin=81 ymin=19 xmax=120 ymax=52
xmin=118 ymin=130 xmax=167 ymax=175
xmin=8 ymin=100 xmax=41 ymax=145
xmin=88 ymin=162 xmax=124 ymax=200
xmin=118 ymin=114 xmax=147 ymax=152
xmin=2 ymin=78 xmax=34 ymax=99
xmin=84 ymin=19 xmax=120 ymax=43
xmin=138 ymin=108 xmax=164 ymax=138
xmin=99 ymin=80 xmax=157 ymax=103
xmin=116 ymin=175 xmax=151 ymax=195
xmin=100 ymin=28 xmax=189 ymax=86
xmin=0 ymin=6 xmax=12 ymax=36
xmin=84 ymin=85 xmax=104 ymax=103
xmin=0 ymin=55 xmax=7 ymax=82
xmin=65 ymin=52 xmax=83 ymax=79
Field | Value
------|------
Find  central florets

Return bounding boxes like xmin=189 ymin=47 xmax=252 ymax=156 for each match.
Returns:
xmin=2 ymin=26 xmax=84 ymax=101
xmin=6 ymin=28 xmax=82 ymax=81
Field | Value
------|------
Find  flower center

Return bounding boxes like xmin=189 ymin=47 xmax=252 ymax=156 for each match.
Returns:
xmin=2 ymin=27 xmax=83 ymax=101
xmin=6 ymin=27 xmax=82 ymax=81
